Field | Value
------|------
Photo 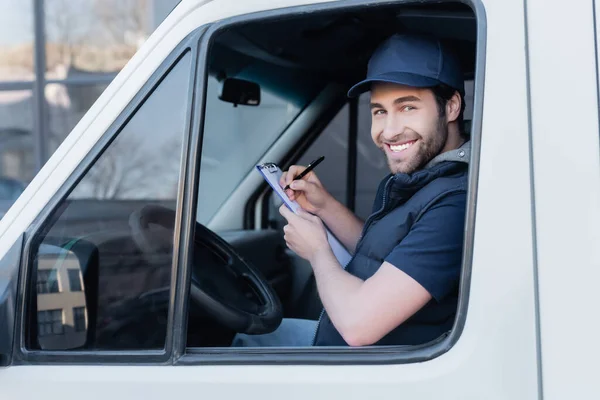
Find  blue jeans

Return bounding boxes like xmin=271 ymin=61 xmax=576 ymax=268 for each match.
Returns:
xmin=231 ymin=318 xmax=317 ymax=347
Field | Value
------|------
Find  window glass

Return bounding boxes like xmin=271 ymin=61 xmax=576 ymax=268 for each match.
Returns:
xmin=46 ymin=82 xmax=108 ymax=156
xmin=28 ymin=51 xmax=191 ymax=351
xmin=196 ymin=75 xmax=305 ymax=224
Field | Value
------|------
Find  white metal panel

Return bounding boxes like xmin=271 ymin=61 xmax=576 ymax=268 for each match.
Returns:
xmin=527 ymin=0 xmax=600 ymax=398
xmin=0 ymin=0 xmax=541 ymax=399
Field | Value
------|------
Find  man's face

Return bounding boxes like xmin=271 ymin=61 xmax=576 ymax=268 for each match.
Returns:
xmin=370 ymin=83 xmax=448 ymax=174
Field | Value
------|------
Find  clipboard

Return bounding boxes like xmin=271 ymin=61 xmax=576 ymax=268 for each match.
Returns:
xmin=256 ymin=162 xmax=352 ymax=267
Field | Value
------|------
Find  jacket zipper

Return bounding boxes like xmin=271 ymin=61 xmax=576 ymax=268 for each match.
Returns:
xmin=358 ymin=175 xmax=395 ymax=244
xmin=311 ymin=175 xmax=396 ymax=345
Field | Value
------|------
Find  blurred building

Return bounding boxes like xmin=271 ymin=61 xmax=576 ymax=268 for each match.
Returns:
xmin=0 ymin=0 xmax=180 ymax=213
xmin=36 ymin=245 xmax=87 ymax=350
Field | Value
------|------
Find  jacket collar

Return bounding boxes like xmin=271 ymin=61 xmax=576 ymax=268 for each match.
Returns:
xmin=381 ymin=140 xmax=471 ymax=204
xmin=424 ymin=140 xmax=471 ymax=169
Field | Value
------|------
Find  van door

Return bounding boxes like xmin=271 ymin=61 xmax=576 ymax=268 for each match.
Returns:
xmin=0 ymin=0 xmax=542 ymax=399
xmin=172 ymin=0 xmax=540 ymax=399
xmin=0 ymin=29 xmax=200 ymax=399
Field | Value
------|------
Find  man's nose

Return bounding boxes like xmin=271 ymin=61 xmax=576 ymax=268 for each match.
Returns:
xmin=381 ymin=113 xmax=405 ymax=141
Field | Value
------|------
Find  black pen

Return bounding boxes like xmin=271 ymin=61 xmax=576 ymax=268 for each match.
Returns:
xmin=284 ymin=156 xmax=325 ymax=191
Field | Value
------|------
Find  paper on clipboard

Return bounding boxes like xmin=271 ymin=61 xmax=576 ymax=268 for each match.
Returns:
xmin=256 ymin=162 xmax=352 ymax=267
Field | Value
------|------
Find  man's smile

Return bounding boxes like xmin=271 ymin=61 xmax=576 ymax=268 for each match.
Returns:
xmin=383 ymin=139 xmax=420 ymax=162
xmin=387 ymin=139 xmax=417 ymax=153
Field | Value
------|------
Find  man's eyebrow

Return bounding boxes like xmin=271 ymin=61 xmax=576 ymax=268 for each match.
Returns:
xmin=394 ymin=95 xmax=421 ymax=104
xmin=370 ymin=96 xmax=422 ymax=109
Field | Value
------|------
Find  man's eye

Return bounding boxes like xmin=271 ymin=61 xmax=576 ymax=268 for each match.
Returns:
xmin=373 ymin=109 xmax=386 ymax=116
xmin=402 ymin=105 xmax=416 ymax=111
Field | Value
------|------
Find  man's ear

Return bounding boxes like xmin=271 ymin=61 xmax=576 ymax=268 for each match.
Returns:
xmin=445 ymin=91 xmax=462 ymax=123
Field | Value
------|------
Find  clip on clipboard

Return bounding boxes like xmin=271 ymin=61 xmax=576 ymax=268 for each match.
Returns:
xmin=256 ymin=162 xmax=352 ymax=267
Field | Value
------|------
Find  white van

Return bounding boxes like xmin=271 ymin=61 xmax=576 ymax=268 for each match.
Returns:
xmin=0 ymin=0 xmax=598 ymax=398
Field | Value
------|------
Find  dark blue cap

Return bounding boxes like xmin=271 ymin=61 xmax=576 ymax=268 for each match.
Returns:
xmin=347 ymin=34 xmax=464 ymax=98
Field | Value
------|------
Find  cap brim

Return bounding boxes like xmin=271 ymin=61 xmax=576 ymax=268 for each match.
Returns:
xmin=347 ymin=72 xmax=442 ymax=98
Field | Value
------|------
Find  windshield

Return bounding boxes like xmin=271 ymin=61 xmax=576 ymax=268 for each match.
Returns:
xmin=196 ymin=75 xmax=311 ymax=224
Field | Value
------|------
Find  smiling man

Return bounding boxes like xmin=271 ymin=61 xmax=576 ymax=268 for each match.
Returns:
xmin=233 ymin=34 xmax=470 ymax=347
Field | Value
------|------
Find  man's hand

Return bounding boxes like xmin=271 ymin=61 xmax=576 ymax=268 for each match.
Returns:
xmin=279 ymin=204 xmax=332 ymax=263
xmin=280 ymin=165 xmax=333 ymax=216
xmin=279 ymin=164 xmax=365 ymax=253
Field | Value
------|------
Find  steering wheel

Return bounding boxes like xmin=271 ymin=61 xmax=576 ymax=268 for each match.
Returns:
xmin=129 ymin=204 xmax=282 ymax=335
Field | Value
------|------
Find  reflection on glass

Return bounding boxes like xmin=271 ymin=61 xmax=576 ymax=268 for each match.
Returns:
xmin=38 ymin=309 xmax=65 ymax=337
xmin=37 ymin=269 xmax=61 ymax=294
xmin=45 ymin=82 xmax=108 ymax=155
xmin=45 ymin=0 xmax=181 ymax=78
xmin=68 ymin=269 xmax=83 ymax=292
xmin=0 ymin=90 xmax=33 ymax=214
xmin=36 ymin=246 xmax=87 ymax=350
xmin=0 ymin=1 xmax=34 ymax=81
xmin=73 ymin=306 xmax=87 ymax=332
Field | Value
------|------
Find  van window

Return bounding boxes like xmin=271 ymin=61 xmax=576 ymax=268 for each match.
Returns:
xmin=26 ymin=51 xmax=192 ymax=351
xmin=185 ymin=1 xmax=478 ymax=357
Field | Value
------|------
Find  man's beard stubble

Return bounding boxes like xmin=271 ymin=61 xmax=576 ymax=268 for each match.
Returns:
xmin=385 ymin=117 xmax=448 ymax=175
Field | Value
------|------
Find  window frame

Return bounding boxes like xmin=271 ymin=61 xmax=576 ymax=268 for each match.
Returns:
xmin=179 ymin=0 xmax=486 ymax=365
xmin=0 ymin=234 xmax=25 ymax=367
xmin=12 ymin=27 xmax=207 ymax=365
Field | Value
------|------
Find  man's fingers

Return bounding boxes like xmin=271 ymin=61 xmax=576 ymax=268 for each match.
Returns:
xmin=285 ymin=165 xmax=306 ymax=185
xmin=280 ymin=204 xmax=309 ymax=227
xmin=285 ymin=188 xmax=296 ymax=200
xmin=279 ymin=204 xmax=299 ymax=221
xmin=289 ymin=179 xmax=312 ymax=193
xmin=279 ymin=204 xmax=290 ymax=219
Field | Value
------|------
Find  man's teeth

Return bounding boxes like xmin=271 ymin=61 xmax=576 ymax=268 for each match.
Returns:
xmin=390 ymin=141 xmax=414 ymax=152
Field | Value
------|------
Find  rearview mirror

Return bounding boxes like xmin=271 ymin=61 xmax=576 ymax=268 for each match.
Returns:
xmin=219 ymin=78 xmax=261 ymax=107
